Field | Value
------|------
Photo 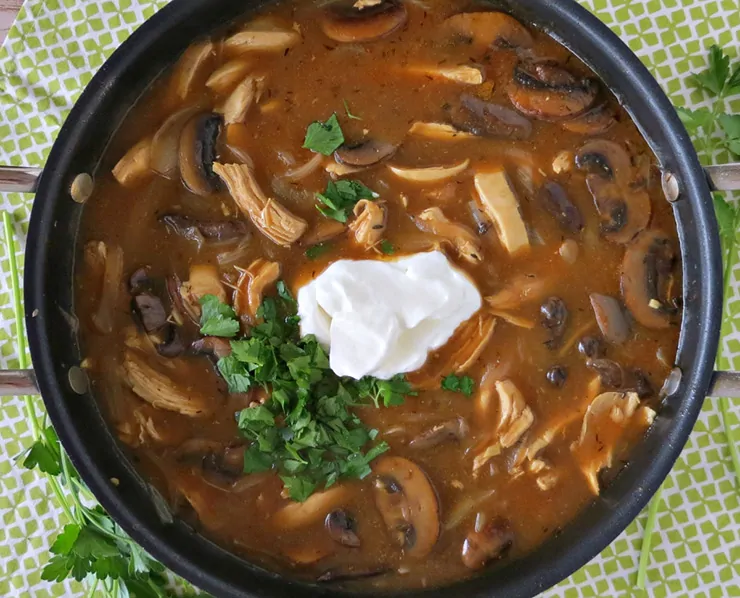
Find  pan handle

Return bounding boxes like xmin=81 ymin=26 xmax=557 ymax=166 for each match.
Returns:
xmin=0 ymin=369 xmax=38 ymax=395
xmin=0 ymin=165 xmax=43 ymax=194
xmin=705 ymin=163 xmax=740 ymax=191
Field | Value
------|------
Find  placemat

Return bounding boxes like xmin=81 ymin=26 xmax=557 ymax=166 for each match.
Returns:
xmin=0 ymin=0 xmax=738 ymax=596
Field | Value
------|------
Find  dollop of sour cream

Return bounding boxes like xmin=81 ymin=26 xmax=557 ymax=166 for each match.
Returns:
xmin=297 ymin=251 xmax=482 ymax=379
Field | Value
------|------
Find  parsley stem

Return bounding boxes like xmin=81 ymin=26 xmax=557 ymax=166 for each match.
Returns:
xmin=86 ymin=578 xmax=98 ymax=598
xmin=60 ymin=451 xmax=85 ymax=525
xmin=635 ymin=484 xmax=663 ymax=589
xmin=720 ymin=397 xmax=740 ymax=488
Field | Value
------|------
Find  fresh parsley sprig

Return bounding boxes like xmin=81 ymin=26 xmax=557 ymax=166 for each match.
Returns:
xmin=315 ymin=179 xmax=378 ymax=222
xmin=441 ymin=374 xmax=475 ymax=397
xmin=200 ymin=288 xmax=415 ymax=502
xmin=303 ymin=113 xmax=345 ymax=155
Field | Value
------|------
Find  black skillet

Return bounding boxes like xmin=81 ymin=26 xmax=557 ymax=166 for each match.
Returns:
xmin=1 ymin=0 xmax=740 ymax=596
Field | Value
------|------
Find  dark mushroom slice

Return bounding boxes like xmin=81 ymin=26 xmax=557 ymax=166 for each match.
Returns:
xmin=131 ymin=289 xmax=184 ymax=357
xmin=372 ymin=456 xmax=440 ymax=558
xmin=179 ymin=112 xmax=223 ymax=197
xmin=577 ymin=140 xmax=651 ymax=244
xmin=621 ymin=230 xmax=679 ymax=329
xmin=161 ymin=214 xmax=249 ymax=244
xmin=325 ymin=509 xmax=361 ymax=547
xmin=578 ymin=335 xmax=606 ymax=359
xmin=535 ymin=181 xmax=583 ymax=234
xmin=448 ymin=94 xmax=532 ymax=140
xmin=546 ymin=366 xmax=567 ymax=387
xmin=540 ymin=296 xmax=568 ymax=349
xmin=461 ymin=517 xmax=514 ymax=570
xmin=589 ymin=293 xmax=630 ymax=345
xmin=191 ymin=337 xmax=233 ymax=360
xmin=586 ymin=358 xmax=624 ymax=389
xmin=560 ymin=103 xmax=616 ymax=135
xmin=507 ymin=61 xmax=598 ymax=120
xmin=320 ymin=0 xmax=407 ymax=43
xmin=334 ymin=139 xmax=398 ymax=167
xmin=628 ymin=369 xmax=654 ymax=399
xmin=129 ymin=267 xmax=151 ymax=292
xmin=444 ymin=12 xmax=532 ymax=51
xmin=408 ymin=417 xmax=469 ymax=450
xmin=317 ymin=564 xmax=390 ymax=583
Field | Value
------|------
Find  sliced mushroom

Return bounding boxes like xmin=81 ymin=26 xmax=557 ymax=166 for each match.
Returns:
xmin=234 ymin=258 xmax=281 ymax=319
xmin=508 ymin=61 xmax=598 ymax=120
xmin=586 ymin=358 xmax=624 ymax=389
xmin=535 ymin=181 xmax=584 ymax=234
xmin=283 ymin=544 xmax=335 ymax=566
xmin=213 ymin=162 xmax=308 ymax=246
xmin=389 ymin=159 xmax=470 ymax=184
xmin=474 ymin=169 xmax=530 ymax=255
xmin=123 ymin=350 xmax=214 ymax=417
xmin=150 ymin=105 xmax=203 ymax=179
xmin=445 ymin=12 xmax=532 ymax=51
xmin=373 ymin=456 xmax=440 ymax=558
xmin=320 ymin=0 xmax=407 ymax=43
xmin=206 ymin=59 xmax=254 ymax=94
xmin=621 ymin=230 xmax=678 ymax=329
xmin=317 ymin=565 xmax=390 ymax=583
xmin=191 ymin=336 xmax=233 ymax=359
xmin=461 ymin=517 xmax=513 ymax=570
xmin=112 ymin=137 xmax=152 ymax=188
xmin=348 ymin=200 xmax=386 ymax=249
xmin=161 ymin=214 xmax=249 ymax=244
xmin=578 ymin=335 xmax=606 ymax=359
xmin=179 ymin=113 xmax=223 ymax=196
xmin=170 ymin=41 xmax=215 ymax=101
xmin=409 ymin=418 xmax=469 ymax=450
xmin=407 ymin=121 xmax=476 ymax=141
xmin=220 ymin=75 xmax=265 ymax=125
xmin=225 ymin=26 xmax=301 ymax=53
xmin=335 ymin=139 xmax=398 ymax=167
xmin=572 ymin=391 xmax=648 ymax=494
xmin=325 ymin=509 xmax=360 ymax=547
xmin=449 ymin=95 xmax=532 ymax=140
xmin=92 ymin=244 xmax=124 ymax=335
xmin=589 ymin=293 xmax=630 ymax=344
xmin=540 ymin=296 xmax=568 ymax=349
xmin=560 ymin=103 xmax=616 ymax=135
xmin=273 ymin=486 xmax=351 ymax=529
xmin=415 ymin=207 xmax=482 ymax=263
xmin=576 ymin=140 xmax=651 ymax=243
xmin=406 ymin=64 xmax=484 ymax=85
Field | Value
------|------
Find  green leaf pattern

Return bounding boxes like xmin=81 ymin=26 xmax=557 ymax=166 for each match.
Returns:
xmin=0 ymin=0 xmax=738 ymax=596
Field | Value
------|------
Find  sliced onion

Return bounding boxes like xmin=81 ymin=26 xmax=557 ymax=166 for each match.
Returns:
xmin=91 ymin=245 xmax=124 ymax=335
xmin=150 ymin=105 xmax=202 ymax=179
xmin=283 ymin=153 xmax=323 ymax=181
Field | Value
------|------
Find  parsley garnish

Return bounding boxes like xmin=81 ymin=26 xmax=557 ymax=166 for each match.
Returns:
xmin=200 ymin=294 xmax=240 ymax=337
xmin=206 ymin=288 xmax=412 ymax=502
xmin=316 ymin=179 xmax=378 ymax=222
xmin=441 ymin=374 xmax=475 ymax=397
xmin=303 ymin=113 xmax=345 ymax=155
xmin=379 ymin=239 xmax=395 ymax=255
xmin=305 ymin=242 xmax=334 ymax=260
xmin=343 ymin=99 xmax=362 ymax=121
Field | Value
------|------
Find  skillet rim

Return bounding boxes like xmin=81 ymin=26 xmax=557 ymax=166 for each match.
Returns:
xmin=23 ymin=0 xmax=721 ymax=596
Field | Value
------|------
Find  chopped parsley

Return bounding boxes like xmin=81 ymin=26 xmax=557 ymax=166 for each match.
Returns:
xmin=303 ymin=113 xmax=345 ymax=155
xmin=316 ymin=179 xmax=378 ymax=222
xmin=205 ymin=288 xmax=414 ymax=502
xmin=199 ymin=294 xmax=240 ymax=337
xmin=441 ymin=374 xmax=475 ymax=397
xmin=379 ymin=239 xmax=395 ymax=255
xmin=305 ymin=242 xmax=334 ymax=260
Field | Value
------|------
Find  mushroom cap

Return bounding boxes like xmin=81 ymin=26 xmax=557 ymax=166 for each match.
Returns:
xmin=335 ymin=139 xmax=398 ymax=167
xmin=372 ymin=456 xmax=440 ymax=558
xmin=320 ymin=0 xmax=408 ymax=43
xmin=450 ymin=94 xmax=532 ymax=140
xmin=445 ymin=12 xmax=532 ymax=51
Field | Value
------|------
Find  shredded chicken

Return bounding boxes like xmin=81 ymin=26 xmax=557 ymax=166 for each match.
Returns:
xmin=91 ymin=243 xmax=124 ymax=335
xmin=234 ymin=258 xmax=281 ymax=319
xmin=349 ymin=200 xmax=386 ymax=249
xmin=416 ymin=207 xmax=482 ymax=263
xmin=123 ymin=350 xmax=213 ymax=417
xmin=213 ymin=162 xmax=307 ymax=246
xmin=485 ymin=275 xmax=547 ymax=310
xmin=221 ymin=74 xmax=265 ymax=124
xmin=112 ymin=137 xmax=152 ymax=188
xmin=180 ymin=264 xmax=227 ymax=320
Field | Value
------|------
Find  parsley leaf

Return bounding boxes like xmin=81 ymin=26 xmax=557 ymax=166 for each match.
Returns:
xmin=280 ymin=475 xmax=317 ymax=502
xmin=23 ymin=438 xmax=61 ymax=476
xmin=676 ymin=106 xmax=713 ymax=136
xmin=356 ymin=375 xmax=416 ymax=408
xmin=276 ymin=280 xmax=295 ymax=304
xmin=303 ymin=113 xmax=345 ymax=155
xmin=441 ymin=374 xmax=476 ymax=397
xmin=379 ymin=239 xmax=395 ymax=255
xmin=343 ymin=99 xmax=362 ymax=121
xmin=305 ymin=242 xmax=334 ymax=260
xmin=718 ymin=113 xmax=740 ymax=155
xmin=316 ymin=179 xmax=378 ymax=222
xmin=690 ymin=44 xmax=731 ymax=95
xmin=200 ymin=294 xmax=240 ymax=337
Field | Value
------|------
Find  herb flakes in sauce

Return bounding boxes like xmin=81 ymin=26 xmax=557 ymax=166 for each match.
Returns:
xmin=203 ymin=290 xmax=412 ymax=501
xmin=303 ymin=113 xmax=345 ymax=155
xmin=441 ymin=374 xmax=475 ymax=397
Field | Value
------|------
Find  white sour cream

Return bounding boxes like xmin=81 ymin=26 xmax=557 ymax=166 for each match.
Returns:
xmin=297 ymin=251 xmax=481 ymax=379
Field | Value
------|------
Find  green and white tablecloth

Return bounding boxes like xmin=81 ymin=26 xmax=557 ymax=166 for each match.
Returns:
xmin=0 ymin=0 xmax=738 ymax=596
